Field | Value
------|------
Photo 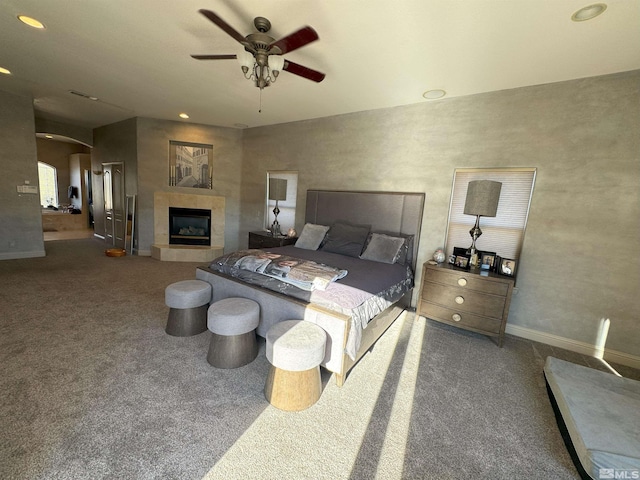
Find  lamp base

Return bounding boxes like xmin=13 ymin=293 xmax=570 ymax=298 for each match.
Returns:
xmin=270 ymin=202 xmax=282 ymax=237
xmin=466 ymin=215 xmax=482 ymax=258
xmin=270 ymin=222 xmax=282 ymax=237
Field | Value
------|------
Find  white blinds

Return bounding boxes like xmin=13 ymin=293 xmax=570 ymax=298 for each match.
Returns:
xmin=266 ymin=171 xmax=298 ymax=232
xmin=445 ymin=168 xmax=536 ymax=260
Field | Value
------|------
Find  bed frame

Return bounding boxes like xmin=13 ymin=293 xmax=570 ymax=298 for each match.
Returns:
xmin=196 ymin=190 xmax=425 ymax=386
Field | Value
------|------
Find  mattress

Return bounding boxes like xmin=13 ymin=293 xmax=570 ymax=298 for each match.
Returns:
xmin=205 ymin=245 xmax=414 ymax=357
xmin=544 ymin=356 xmax=640 ymax=480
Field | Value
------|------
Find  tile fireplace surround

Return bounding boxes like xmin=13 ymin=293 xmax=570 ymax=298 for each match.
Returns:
xmin=152 ymin=191 xmax=225 ymax=262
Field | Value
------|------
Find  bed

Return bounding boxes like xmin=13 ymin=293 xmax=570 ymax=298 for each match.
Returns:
xmin=196 ymin=190 xmax=425 ymax=386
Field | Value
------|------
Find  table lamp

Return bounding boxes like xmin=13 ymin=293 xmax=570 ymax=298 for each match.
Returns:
xmin=464 ymin=180 xmax=502 ymax=256
xmin=268 ymin=178 xmax=287 ymax=236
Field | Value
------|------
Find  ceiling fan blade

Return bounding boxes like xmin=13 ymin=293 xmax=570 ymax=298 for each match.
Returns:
xmin=283 ymin=60 xmax=325 ymax=83
xmin=198 ymin=9 xmax=247 ymax=45
xmin=191 ymin=54 xmax=237 ymax=60
xmin=270 ymin=26 xmax=318 ymax=54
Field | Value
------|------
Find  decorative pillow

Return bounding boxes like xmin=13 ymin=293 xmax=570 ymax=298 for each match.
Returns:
xmin=359 ymin=233 xmax=406 ymax=264
xmin=294 ymin=223 xmax=330 ymax=250
xmin=320 ymin=222 xmax=371 ymax=258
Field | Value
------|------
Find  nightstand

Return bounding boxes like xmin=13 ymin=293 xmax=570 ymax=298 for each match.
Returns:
xmin=248 ymin=231 xmax=298 ymax=249
xmin=416 ymin=262 xmax=515 ymax=346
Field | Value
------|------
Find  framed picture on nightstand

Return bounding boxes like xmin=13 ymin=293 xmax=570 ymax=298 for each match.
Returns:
xmin=480 ymin=251 xmax=496 ymax=269
xmin=499 ymin=258 xmax=517 ymax=277
xmin=454 ymin=254 xmax=470 ymax=270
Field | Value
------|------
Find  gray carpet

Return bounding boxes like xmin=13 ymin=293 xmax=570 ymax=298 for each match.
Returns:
xmin=1 ymin=238 xmax=635 ymax=479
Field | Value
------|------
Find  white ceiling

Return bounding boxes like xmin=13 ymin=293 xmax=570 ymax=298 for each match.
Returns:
xmin=1 ymin=0 xmax=639 ymax=131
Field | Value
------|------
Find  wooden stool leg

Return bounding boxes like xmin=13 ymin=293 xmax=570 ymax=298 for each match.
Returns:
xmin=207 ymin=331 xmax=258 ymax=369
xmin=264 ymin=365 xmax=322 ymax=411
xmin=165 ymin=304 xmax=208 ymax=336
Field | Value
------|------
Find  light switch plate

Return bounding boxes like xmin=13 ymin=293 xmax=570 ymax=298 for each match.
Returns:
xmin=17 ymin=185 xmax=38 ymax=194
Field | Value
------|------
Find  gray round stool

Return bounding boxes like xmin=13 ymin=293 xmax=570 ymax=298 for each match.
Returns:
xmin=165 ymin=279 xmax=211 ymax=336
xmin=207 ymin=297 xmax=260 ymax=369
xmin=264 ymin=320 xmax=327 ymax=411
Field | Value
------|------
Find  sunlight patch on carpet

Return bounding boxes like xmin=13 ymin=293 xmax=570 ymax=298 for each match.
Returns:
xmin=202 ymin=313 xmax=413 ymax=480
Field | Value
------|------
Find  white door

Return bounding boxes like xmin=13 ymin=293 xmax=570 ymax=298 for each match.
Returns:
xmin=103 ymin=163 xmax=125 ymax=248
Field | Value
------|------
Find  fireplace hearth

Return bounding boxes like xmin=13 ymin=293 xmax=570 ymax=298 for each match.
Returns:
xmin=169 ymin=207 xmax=211 ymax=246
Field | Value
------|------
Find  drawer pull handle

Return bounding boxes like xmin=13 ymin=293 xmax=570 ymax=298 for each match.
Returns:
xmin=457 ymin=278 xmax=467 ymax=287
xmin=455 ymin=296 xmax=465 ymax=304
xmin=452 ymin=313 xmax=462 ymax=322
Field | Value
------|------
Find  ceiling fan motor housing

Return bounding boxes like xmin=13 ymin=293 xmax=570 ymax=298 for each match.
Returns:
xmin=253 ymin=17 xmax=271 ymax=33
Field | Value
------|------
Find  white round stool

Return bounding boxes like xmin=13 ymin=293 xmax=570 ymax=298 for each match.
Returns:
xmin=207 ymin=297 xmax=260 ymax=369
xmin=164 ymin=279 xmax=211 ymax=336
xmin=265 ymin=320 xmax=327 ymax=411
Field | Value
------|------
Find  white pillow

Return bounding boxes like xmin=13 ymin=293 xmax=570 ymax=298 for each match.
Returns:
xmin=294 ymin=223 xmax=330 ymax=250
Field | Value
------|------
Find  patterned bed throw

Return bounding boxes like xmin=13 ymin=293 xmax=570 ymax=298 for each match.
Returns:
xmin=212 ymin=249 xmax=348 ymax=291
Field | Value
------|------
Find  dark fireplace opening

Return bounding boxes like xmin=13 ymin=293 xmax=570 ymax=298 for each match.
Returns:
xmin=169 ymin=207 xmax=211 ymax=246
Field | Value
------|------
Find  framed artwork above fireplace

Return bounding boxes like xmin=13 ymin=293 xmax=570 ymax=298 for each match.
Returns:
xmin=169 ymin=140 xmax=213 ymax=189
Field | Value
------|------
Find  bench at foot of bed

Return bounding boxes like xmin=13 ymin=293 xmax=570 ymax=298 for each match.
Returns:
xmin=544 ymin=356 xmax=640 ymax=480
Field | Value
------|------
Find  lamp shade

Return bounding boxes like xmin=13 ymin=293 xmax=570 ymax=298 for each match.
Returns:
xmin=463 ymin=180 xmax=502 ymax=217
xmin=237 ymin=49 xmax=254 ymax=69
xmin=268 ymin=178 xmax=287 ymax=201
xmin=269 ymin=55 xmax=284 ymax=72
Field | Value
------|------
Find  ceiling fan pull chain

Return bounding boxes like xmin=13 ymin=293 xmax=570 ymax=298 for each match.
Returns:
xmin=259 ymin=88 xmax=263 ymax=113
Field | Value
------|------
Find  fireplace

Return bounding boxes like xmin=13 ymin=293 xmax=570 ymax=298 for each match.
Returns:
xmin=169 ymin=207 xmax=211 ymax=246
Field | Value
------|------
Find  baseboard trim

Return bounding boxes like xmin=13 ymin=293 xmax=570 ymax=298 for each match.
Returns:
xmin=506 ymin=324 xmax=640 ymax=370
xmin=0 ymin=250 xmax=46 ymax=260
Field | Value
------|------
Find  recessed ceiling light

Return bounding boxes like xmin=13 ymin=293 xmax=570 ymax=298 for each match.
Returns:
xmin=571 ymin=3 xmax=607 ymax=22
xmin=18 ymin=15 xmax=45 ymax=29
xmin=0 ymin=66 xmax=11 ymax=75
xmin=179 ymin=113 xmax=190 ymax=119
xmin=423 ymin=89 xmax=446 ymax=100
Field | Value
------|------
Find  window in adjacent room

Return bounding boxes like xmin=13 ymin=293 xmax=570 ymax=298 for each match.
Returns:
xmin=38 ymin=161 xmax=58 ymax=207
xmin=265 ymin=171 xmax=298 ymax=234
xmin=444 ymin=167 xmax=536 ymax=261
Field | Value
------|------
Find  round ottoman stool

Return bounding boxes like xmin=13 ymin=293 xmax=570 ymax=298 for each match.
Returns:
xmin=264 ymin=320 xmax=327 ymax=411
xmin=207 ymin=297 xmax=260 ymax=369
xmin=165 ymin=279 xmax=211 ymax=336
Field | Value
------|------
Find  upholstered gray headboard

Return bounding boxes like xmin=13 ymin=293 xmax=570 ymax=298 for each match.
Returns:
xmin=305 ymin=190 xmax=425 ymax=272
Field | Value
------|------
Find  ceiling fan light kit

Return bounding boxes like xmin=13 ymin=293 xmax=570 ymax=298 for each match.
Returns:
xmin=192 ymin=9 xmax=325 ymax=94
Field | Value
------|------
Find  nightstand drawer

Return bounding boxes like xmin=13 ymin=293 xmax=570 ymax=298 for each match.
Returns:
xmin=425 ymin=267 xmax=509 ymax=296
xmin=421 ymin=282 xmax=506 ymax=319
xmin=420 ymin=301 xmax=502 ymax=334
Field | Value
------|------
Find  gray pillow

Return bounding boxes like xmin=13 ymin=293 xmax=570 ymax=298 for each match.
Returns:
xmin=294 ymin=223 xmax=330 ymax=250
xmin=360 ymin=233 xmax=406 ymax=264
xmin=320 ymin=222 xmax=370 ymax=258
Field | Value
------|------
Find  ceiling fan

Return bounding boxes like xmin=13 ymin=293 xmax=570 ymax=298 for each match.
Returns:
xmin=191 ymin=9 xmax=325 ymax=90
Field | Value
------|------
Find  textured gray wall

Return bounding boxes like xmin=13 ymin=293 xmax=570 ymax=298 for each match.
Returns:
xmin=92 ymin=118 xmax=138 ymax=242
xmin=0 ymin=90 xmax=44 ymax=259
xmin=91 ymin=118 xmax=244 ymax=254
xmin=240 ymin=71 xmax=640 ymax=357
xmin=134 ymin=118 xmax=243 ymax=254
